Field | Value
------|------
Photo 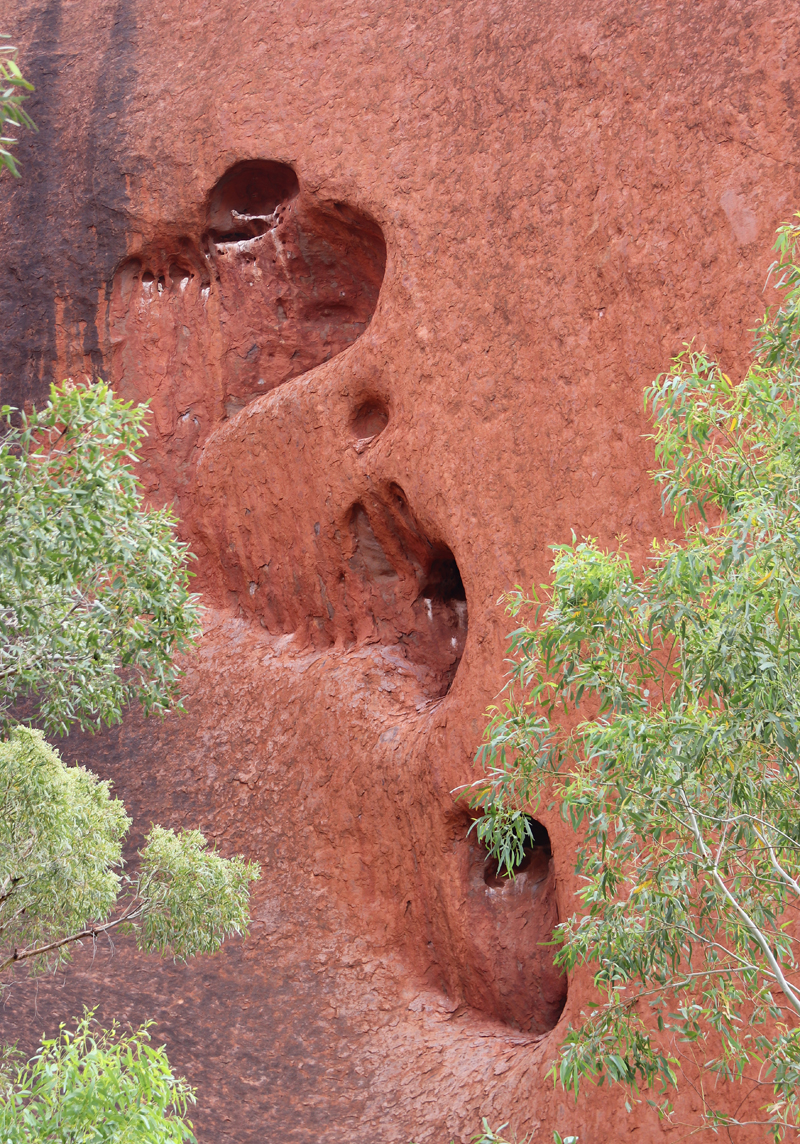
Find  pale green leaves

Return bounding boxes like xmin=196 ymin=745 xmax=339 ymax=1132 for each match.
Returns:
xmin=137 ymin=827 xmax=260 ymax=961
xmin=0 ymin=380 xmax=201 ymax=735
xmin=0 ymin=727 xmax=129 ymax=970
xmin=461 ymin=1120 xmax=578 ymax=1144
xmin=0 ymin=1011 xmax=196 ymax=1142
xmin=470 ymin=218 xmax=800 ymax=1139
xmin=0 ymin=729 xmax=260 ymax=980
xmin=0 ymin=36 xmax=35 ymax=178
xmin=469 ymin=806 xmax=539 ymax=877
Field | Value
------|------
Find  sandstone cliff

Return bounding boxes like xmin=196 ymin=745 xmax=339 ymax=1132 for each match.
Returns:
xmin=1 ymin=2 xmax=797 ymax=1140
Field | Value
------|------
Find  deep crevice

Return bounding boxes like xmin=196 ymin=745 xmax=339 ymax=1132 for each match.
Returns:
xmin=343 ymin=490 xmax=468 ymax=698
xmin=442 ymin=812 xmax=568 ymax=1034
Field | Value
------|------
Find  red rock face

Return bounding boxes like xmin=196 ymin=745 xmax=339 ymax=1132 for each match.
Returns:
xmin=109 ymin=159 xmax=386 ymax=532
xmin=1 ymin=1 xmax=798 ymax=1141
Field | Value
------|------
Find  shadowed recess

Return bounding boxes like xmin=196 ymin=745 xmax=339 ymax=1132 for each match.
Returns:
xmin=350 ymin=396 xmax=389 ymax=440
xmin=444 ymin=813 xmax=567 ymax=1034
xmin=108 ymin=159 xmax=387 ymax=518
xmin=207 ymin=160 xmax=300 ymax=244
xmin=343 ymin=490 xmax=469 ymax=698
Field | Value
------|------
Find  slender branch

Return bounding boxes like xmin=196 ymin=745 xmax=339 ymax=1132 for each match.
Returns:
xmin=755 ymin=825 xmax=800 ymax=898
xmin=0 ymin=899 xmax=143 ymax=974
xmin=680 ymin=791 xmax=800 ymax=1018
xmin=0 ymin=873 xmax=20 ymax=907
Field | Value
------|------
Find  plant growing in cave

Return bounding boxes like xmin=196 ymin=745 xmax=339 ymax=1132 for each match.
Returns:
xmin=469 ymin=218 xmax=800 ymax=1139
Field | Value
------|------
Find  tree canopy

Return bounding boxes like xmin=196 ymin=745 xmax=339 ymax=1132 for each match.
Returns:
xmin=0 ymin=383 xmax=258 ymax=1139
xmin=0 ymin=381 xmax=200 ymax=736
xmin=0 ymin=37 xmax=257 ymax=1143
xmin=471 ymin=218 xmax=800 ymax=1140
xmin=0 ymin=726 xmax=259 ymax=982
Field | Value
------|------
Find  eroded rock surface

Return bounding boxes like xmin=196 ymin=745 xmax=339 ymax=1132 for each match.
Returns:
xmin=110 ymin=159 xmax=385 ymax=527
xmin=1 ymin=1 xmax=798 ymax=1141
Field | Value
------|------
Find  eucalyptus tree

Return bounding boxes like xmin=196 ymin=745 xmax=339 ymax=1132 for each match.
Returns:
xmin=0 ymin=382 xmax=259 ymax=1141
xmin=0 ymin=35 xmax=259 ymax=1140
xmin=470 ymin=219 xmax=800 ymax=1139
xmin=0 ymin=381 xmax=199 ymax=735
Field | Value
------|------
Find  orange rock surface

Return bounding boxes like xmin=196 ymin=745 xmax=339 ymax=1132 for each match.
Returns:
xmin=1 ymin=1 xmax=799 ymax=1140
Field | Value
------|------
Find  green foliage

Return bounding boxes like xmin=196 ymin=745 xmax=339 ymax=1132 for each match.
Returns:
xmin=0 ymin=36 xmax=35 ymax=178
xmin=469 ymin=806 xmax=539 ymax=877
xmin=471 ymin=1122 xmax=511 ymax=1144
xmin=0 ymin=726 xmax=129 ymax=970
xmin=0 ymin=380 xmax=201 ymax=735
xmin=0 ymin=1011 xmax=196 ymax=1142
xmin=0 ymin=727 xmax=260 ymax=980
xmin=0 ymin=377 xmax=258 ymax=1138
xmin=135 ymin=826 xmax=260 ymax=961
xmin=464 ymin=1120 xmax=574 ymax=1144
xmin=469 ymin=217 xmax=800 ymax=1139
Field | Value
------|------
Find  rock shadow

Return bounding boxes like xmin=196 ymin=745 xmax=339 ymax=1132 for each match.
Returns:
xmin=108 ymin=159 xmax=386 ymax=511
xmin=440 ymin=812 xmax=567 ymax=1035
xmin=343 ymin=489 xmax=468 ymax=698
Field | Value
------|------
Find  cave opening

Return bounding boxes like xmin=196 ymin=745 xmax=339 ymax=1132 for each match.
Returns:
xmin=453 ymin=812 xmax=567 ymax=1033
xmin=343 ymin=493 xmax=468 ymax=699
xmin=206 ymin=159 xmax=300 ymax=244
xmin=419 ymin=554 xmax=466 ymax=604
xmin=410 ymin=545 xmax=468 ymax=696
xmin=481 ymin=815 xmax=552 ymax=888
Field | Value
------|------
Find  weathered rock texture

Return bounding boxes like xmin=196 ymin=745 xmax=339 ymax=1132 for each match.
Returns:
xmin=1 ymin=1 xmax=799 ymax=1140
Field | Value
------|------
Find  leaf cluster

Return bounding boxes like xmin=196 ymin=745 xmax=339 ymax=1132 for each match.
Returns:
xmin=0 ymin=1010 xmax=196 ymax=1142
xmin=463 ymin=1120 xmax=576 ymax=1144
xmin=0 ymin=727 xmax=260 ymax=981
xmin=469 ymin=216 xmax=800 ymax=1138
xmin=0 ymin=380 xmax=201 ymax=735
xmin=0 ymin=36 xmax=35 ymax=178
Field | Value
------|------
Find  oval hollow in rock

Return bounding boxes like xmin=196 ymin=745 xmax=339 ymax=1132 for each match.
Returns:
xmin=342 ymin=491 xmax=468 ymax=699
xmin=207 ymin=160 xmax=300 ymax=243
xmin=449 ymin=814 xmax=567 ymax=1033
xmin=351 ymin=397 xmax=389 ymax=439
xmin=409 ymin=550 xmax=468 ymax=696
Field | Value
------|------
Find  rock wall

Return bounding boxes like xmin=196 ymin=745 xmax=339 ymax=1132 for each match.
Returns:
xmin=1 ymin=2 xmax=799 ymax=1140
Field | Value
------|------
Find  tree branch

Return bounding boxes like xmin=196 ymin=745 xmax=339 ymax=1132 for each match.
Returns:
xmin=680 ymin=790 xmax=800 ymax=1018
xmin=0 ymin=899 xmax=143 ymax=974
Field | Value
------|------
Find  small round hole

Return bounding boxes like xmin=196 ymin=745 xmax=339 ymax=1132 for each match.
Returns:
xmin=351 ymin=398 xmax=389 ymax=439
